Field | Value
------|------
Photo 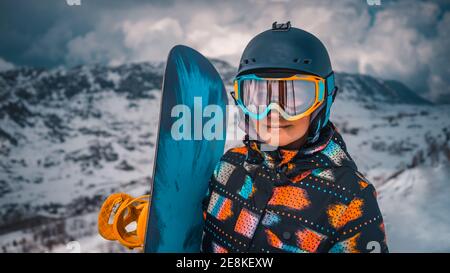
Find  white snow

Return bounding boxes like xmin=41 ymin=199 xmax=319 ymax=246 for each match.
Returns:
xmin=1 ymin=63 xmax=449 ymax=253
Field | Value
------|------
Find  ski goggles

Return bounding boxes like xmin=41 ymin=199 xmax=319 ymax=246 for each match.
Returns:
xmin=232 ymin=74 xmax=326 ymax=121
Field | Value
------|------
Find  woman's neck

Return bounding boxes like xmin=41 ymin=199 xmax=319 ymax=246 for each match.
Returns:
xmin=280 ymin=133 xmax=308 ymax=150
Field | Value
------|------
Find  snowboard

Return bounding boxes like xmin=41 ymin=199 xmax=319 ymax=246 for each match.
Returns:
xmin=144 ymin=45 xmax=227 ymax=252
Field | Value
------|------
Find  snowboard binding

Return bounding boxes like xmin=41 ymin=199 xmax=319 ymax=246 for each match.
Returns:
xmin=98 ymin=193 xmax=150 ymax=250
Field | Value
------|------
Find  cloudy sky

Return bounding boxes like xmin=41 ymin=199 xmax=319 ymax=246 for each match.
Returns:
xmin=1 ymin=0 xmax=449 ymax=103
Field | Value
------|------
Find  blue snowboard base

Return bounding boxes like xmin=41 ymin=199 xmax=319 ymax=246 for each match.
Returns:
xmin=144 ymin=45 xmax=227 ymax=253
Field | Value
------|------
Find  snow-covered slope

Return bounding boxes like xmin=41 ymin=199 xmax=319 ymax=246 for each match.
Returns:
xmin=0 ymin=63 xmax=164 ymax=252
xmin=332 ymin=73 xmax=450 ymax=252
xmin=0 ymin=61 xmax=449 ymax=252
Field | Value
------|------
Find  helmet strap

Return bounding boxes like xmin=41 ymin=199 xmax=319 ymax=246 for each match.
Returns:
xmin=307 ymin=73 xmax=337 ymax=144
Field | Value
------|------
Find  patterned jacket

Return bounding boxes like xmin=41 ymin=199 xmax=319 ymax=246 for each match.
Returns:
xmin=201 ymin=123 xmax=388 ymax=253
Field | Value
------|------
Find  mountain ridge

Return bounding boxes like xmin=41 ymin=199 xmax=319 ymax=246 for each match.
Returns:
xmin=0 ymin=59 xmax=449 ymax=252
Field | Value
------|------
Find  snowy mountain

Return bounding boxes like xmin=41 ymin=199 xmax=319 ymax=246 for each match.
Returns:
xmin=0 ymin=59 xmax=449 ymax=253
xmin=332 ymin=74 xmax=450 ymax=252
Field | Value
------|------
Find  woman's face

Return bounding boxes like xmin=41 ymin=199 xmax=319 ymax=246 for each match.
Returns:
xmin=252 ymin=110 xmax=311 ymax=148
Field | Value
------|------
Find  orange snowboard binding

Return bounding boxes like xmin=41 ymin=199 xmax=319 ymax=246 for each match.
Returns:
xmin=98 ymin=193 xmax=150 ymax=250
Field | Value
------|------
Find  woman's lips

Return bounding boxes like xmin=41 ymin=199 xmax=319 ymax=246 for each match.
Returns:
xmin=264 ymin=123 xmax=291 ymax=129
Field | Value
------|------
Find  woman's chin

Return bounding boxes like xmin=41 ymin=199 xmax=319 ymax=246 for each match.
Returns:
xmin=260 ymin=132 xmax=291 ymax=147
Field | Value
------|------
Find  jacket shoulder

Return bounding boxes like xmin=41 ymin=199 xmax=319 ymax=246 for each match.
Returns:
xmin=332 ymin=166 xmax=376 ymax=197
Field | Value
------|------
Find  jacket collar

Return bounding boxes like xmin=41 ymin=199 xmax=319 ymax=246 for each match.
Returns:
xmin=244 ymin=122 xmax=336 ymax=169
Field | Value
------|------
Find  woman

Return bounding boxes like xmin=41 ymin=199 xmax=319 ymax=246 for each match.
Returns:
xmin=200 ymin=22 xmax=388 ymax=253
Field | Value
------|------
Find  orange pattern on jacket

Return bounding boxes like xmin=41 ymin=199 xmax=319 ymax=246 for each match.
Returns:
xmin=358 ymin=180 xmax=369 ymax=190
xmin=329 ymin=233 xmax=361 ymax=253
xmin=265 ymin=229 xmax=283 ymax=248
xmin=217 ymin=198 xmax=233 ymax=221
xmin=230 ymin=146 xmax=248 ymax=155
xmin=234 ymin=208 xmax=259 ymax=238
xmin=291 ymin=170 xmax=312 ymax=183
xmin=268 ymin=186 xmax=310 ymax=210
xmin=327 ymin=198 xmax=364 ymax=229
xmin=279 ymin=150 xmax=298 ymax=165
xmin=212 ymin=242 xmax=228 ymax=253
xmin=296 ymin=228 xmax=327 ymax=252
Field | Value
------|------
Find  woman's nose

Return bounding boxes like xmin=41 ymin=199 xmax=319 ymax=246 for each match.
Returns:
xmin=266 ymin=109 xmax=281 ymax=123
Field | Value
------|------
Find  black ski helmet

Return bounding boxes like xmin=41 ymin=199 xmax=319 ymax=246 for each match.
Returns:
xmin=235 ymin=21 xmax=338 ymax=143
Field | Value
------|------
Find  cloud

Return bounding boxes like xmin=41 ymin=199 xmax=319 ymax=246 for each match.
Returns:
xmin=324 ymin=0 xmax=450 ymax=101
xmin=24 ymin=23 xmax=75 ymax=64
xmin=0 ymin=57 xmax=14 ymax=71
xmin=65 ymin=28 xmax=127 ymax=66
xmin=63 ymin=2 xmax=254 ymax=66
xmin=121 ymin=17 xmax=184 ymax=61
xmin=1 ymin=0 xmax=450 ymax=102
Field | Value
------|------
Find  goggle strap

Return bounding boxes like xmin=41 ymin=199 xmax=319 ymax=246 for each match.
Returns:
xmin=245 ymin=114 xmax=249 ymax=139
